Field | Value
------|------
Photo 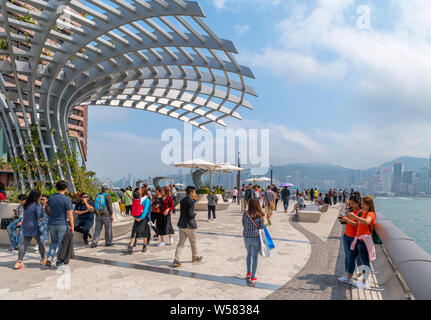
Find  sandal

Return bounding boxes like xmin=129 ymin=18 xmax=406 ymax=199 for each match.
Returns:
xmin=14 ymin=261 xmax=24 ymax=269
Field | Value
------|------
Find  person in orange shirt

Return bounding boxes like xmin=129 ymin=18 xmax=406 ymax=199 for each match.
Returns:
xmin=347 ymin=196 xmax=376 ymax=289
xmin=338 ymin=194 xmax=361 ymax=285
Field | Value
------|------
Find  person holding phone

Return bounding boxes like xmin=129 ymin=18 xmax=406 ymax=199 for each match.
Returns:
xmin=74 ymin=193 xmax=94 ymax=245
xmin=7 ymin=194 xmax=27 ymax=251
xmin=338 ymin=194 xmax=361 ymax=285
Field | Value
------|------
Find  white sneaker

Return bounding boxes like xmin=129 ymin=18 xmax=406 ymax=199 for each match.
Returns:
xmin=33 ymin=245 xmax=38 ymax=251
xmin=338 ymin=277 xmax=355 ymax=285
xmin=354 ymin=280 xmax=370 ymax=290
xmin=157 ymin=242 xmax=166 ymax=247
xmin=207 ymin=219 xmax=211 ymax=222
xmin=169 ymin=237 xmax=174 ymax=245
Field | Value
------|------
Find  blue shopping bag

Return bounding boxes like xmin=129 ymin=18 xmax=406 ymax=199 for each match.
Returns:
xmin=264 ymin=226 xmax=275 ymax=250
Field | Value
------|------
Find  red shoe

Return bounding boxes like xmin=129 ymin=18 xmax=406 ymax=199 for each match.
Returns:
xmin=250 ymin=277 xmax=257 ymax=283
xmin=245 ymin=273 xmax=251 ymax=280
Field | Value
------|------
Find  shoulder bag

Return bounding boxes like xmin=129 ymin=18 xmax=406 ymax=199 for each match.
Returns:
xmin=247 ymin=214 xmax=272 ymax=257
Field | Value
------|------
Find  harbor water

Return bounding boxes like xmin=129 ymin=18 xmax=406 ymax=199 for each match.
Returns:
xmin=374 ymin=197 xmax=431 ymax=255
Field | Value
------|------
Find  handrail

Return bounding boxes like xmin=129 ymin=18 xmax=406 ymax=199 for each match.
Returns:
xmin=374 ymin=213 xmax=431 ymax=300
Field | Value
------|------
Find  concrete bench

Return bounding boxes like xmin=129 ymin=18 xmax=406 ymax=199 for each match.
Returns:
xmin=296 ymin=204 xmax=322 ymax=223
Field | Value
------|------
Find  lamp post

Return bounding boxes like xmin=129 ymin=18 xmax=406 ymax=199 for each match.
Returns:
xmin=237 ymin=152 xmax=241 ymax=205
xmin=270 ymin=164 xmax=273 ymax=186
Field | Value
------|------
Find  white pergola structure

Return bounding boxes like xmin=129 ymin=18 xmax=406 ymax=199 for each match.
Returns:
xmin=0 ymin=0 xmax=256 ymax=191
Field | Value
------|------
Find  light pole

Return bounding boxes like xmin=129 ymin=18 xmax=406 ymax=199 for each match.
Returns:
xmin=237 ymin=151 xmax=241 ymax=205
xmin=270 ymin=164 xmax=273 ymax=186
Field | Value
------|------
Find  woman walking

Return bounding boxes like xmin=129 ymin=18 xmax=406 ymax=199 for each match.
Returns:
xmin=156 ymin=186 xmax=175 ymax=246
xmin=38 ymin=195 xmax=50 ymax=247
xmin=338 ymin=194 xmax=361 ymax=285
xmin=242 ymin=199 xmax=265 ymax=283
xmin=151 ymin=187 xmax=162 ymax=241
xmin=14 ymin=190 xmax=46 ymax=269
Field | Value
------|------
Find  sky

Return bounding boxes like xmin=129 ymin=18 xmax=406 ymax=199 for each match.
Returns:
xmin=86 ymin=0 xmax=431 ymax=180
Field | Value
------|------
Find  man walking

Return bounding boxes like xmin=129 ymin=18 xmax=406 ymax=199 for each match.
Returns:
xmin=207 ymin=190 xmax=218 ymax=222
xmin=240 ymin=185 xmax=247 ymax=211
xmin=281 ymin=186 xmax=291 ymax=213
xmin=46 ymin=180 xmax=74 ymax=268
xmin=172 ymin=186 xmax=203 ymax=267
xmin=91 ymin=185 xmax=114 ymax=248
xmin=263 ymin=186 xmax=275 ymax=226
xmin=244 ymin=184 xmax=253 ymax=207
xmin=122 ymin=186 xmax=133 ymax=216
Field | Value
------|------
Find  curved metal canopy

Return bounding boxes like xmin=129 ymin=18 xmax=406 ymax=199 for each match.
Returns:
xmin=0 ymin=0 xmax=256 ymax=192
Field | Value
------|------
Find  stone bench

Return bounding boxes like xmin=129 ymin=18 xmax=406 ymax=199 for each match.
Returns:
xmin=296 ymin=204 xmax=322 ymax=223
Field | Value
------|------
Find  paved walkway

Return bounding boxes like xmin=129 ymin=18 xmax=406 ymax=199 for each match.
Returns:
xmin=0 ymin=202 xmax=312 ymax=300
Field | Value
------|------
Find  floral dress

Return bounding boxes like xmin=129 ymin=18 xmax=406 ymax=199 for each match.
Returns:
xmin=38 ymin=208 xmax=49 ymax=244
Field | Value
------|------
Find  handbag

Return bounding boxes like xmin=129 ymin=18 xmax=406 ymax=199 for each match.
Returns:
xmin=365 ymin=211 xmax=382 ymax=244
xmin=264 ymin=227 xmax=275 ymax=250
xmin=264 ymin=192 xmax=275 ymax=210
xmin=247 ymin=214 xmax=270 ymax=257
xmin=1 ymin=217 xmax=15 ymax=229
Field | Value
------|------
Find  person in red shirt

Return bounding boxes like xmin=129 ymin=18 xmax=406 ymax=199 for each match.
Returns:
xmin=338 ymin=194 xmax=361 ymax=285
xmin=156 ymin=186 xmax=175 ymax=246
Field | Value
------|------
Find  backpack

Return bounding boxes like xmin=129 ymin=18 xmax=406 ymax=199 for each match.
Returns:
xmin=131 ymin=199 xmax=143 ymax=217
xmin=366 ymin=211 xmax=382 ymax=244
xmin=94 ymin=193 xmax=108 ymax=215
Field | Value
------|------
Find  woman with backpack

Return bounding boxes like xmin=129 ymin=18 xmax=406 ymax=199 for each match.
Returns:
xmin=14 ymin=189 xmax=46 ymax=269
xmin=242 ymin=199 xmax=266 ymax=284
xmin=123 ymin=189 xmax=151 ymax=254
xmin=156 ymin=186 xmax=175 ymax=246
xmin=346 ymin=196 xmax=377 ymax=290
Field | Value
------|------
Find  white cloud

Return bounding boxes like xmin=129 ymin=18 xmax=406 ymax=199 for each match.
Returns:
xmin=234 ymin=24 xmax=250 ymax=36
xmin=213 ymin=0 xmax=282 ymax=11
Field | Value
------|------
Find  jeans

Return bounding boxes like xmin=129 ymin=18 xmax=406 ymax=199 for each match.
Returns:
xmin=47 ymin=224 xmax=68 ymax=265
xmin=92 ymin=215 xmax=113 ymax=245
xmin=7 ymin=218 xmax=23 ymax=248
xmin=343 ymin=234 xmax=359 ymax=274
xmin=333 ymin=197 xmax=337 ymax=205
xmin=18 ymin=233 xmax=45 ymax=261
xmin=208 ymin=206 xmax=216 ymax=219
xmin=283 ymin=199 xmax=289 ymax=210
xmin=174 ymin=228 xmax=198 ymax=262
xmin=357 ymin=240 xmax=370 ymax=269
xmin=244 ymin=237 xmax=260 ymax=278
xmin=74 ymin=220 xmax=93 ymax=243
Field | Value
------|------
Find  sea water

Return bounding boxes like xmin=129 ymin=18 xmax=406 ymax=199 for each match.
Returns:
xmin=374 ymin=197 xmax=431 ymax=255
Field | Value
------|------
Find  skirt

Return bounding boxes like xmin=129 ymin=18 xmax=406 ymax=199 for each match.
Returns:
xmin=131 ymin=218 xmax=150 ymax=239
xmin=156 ymin=213 xmax=175 ymax=236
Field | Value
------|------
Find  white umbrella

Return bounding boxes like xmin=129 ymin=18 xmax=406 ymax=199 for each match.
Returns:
xmin=215 ymin=163 xmax=243 ymax=173
xmin=173 ymin=159 xmax=221 ymax=187
xmin=245 ymin=177 xmax=272 ymax=184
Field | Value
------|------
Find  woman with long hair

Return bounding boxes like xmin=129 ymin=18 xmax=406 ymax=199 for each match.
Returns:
xmin=347 ymin=196 xmax=377 ymax=289
xmin=156 ymin=186 xmax=175 ymax=246
xmin=150 ymin=187 xmax=162 ymax=241
xmin=338 ymin=194 xmax=361 ymax=285
xmin=15 ymin=189 xmax=46 ymax=269
xmin=242 ymin=199 xmax=265 ymax=283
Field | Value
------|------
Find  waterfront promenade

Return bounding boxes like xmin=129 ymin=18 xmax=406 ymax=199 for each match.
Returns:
xmin=0 ymin=202 xmax=381 ymax=300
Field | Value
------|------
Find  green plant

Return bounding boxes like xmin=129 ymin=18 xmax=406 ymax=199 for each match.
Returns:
xmin=0 ymin=39 xmax=8 ymax=50
xmin=17 ymin=11 xmax=35 ymax=25
xmin=196 ymin=187 xmax=210 ymax=194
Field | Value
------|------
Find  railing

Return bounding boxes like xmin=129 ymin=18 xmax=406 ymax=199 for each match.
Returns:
xmin=375 ymin=213 xmax=431 ymax=300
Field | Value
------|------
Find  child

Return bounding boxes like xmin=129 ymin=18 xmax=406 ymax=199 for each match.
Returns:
xmin=123 ymin=189 xmax=152 ymax=255
xmin=7 ymin=194 xmax=27 ymax=251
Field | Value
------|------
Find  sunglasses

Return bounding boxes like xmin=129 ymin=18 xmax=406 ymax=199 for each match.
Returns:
xmin=82 ymin=196 xmax=88 ymax=198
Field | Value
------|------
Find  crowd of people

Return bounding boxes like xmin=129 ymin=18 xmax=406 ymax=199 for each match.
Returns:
xmin=3 ymin=179 xmax=377 ymax=289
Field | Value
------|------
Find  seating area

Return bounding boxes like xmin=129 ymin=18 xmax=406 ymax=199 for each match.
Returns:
xmin=295 ymin=203 xmax=330 ymax=223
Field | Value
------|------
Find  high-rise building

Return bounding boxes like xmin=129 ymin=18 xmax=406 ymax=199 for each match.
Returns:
xmin=419 ymin=168 xmax=429 ymax=194
xmin=392 ymin=161 xmax=403 ymax=193
xmin=382 ymin=168 xmax=392 ymax=194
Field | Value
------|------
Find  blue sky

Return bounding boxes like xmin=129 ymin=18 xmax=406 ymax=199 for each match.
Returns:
xmin=86 ymin=0 xmax=431 ymax=180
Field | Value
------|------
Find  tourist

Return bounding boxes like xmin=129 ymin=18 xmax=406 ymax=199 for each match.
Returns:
xmin=281 ymin=187 xmax=291 ymax=213
xmin=172 ymin=186 xmax=203 ymax=267
xmin=240 ymin=185 xmax=247 ymax=211
xmin=292 ymin=193 xmax=305 ymax=213
xmin=7 ymin=194 xmax=27 ymax=251
xmin=342 ymin=189 xmax=347 ymax=203
xmin=333 ymin=189 xmax=338 ymax=205
xmin=253 ymin=185 xmax=260 ymax=200
xmin=338 ymin=194 xmax=361 ymax=285
xmin=73 ymin=193 xmax=94 ymax=245
xmin=310 ymin=188 xmax=315 ymax=202
xmin=296 ymin=188 xmax=299 ymax=201
xmin=347 ymin=196 xmax=377 ymax=290
xmin=0 ymin=182 xmax=6 ymax=201
xmin=123 ymin=189 xmax=151 ymax=255
xmin=122 ymin=186 xmax=133 ymax=216
xmin=207 ymin=190 xmax=218 ymax=222
xmin=156 ymin=186 xmax=175 ymax=246
xmin=46 ymin=181 xmax=74 ymax=268
xmin=244 ymin=184 xmax=253 ymax=207
xmin=91 ymin=185 xmax=114 ymax=248
xmin=14 ymin=189 xmax=46 ymax=269
xmin=242 ymin=199 xmax=265 ymax=283
xmin=314 ymin=188 xmax=318 ymax=201
xmin=263 ymin=186 xmax=275 ymax=226
xmin=232 ymin=187 xmax=238 ymax=203
xmin=272 ymin=186 xmax=279 ymax=211
xmin=324 ymin=193 xmax=331 ymax=205
xmin=171 ymin=184 xmax=177 ymax=214
xmin=38 ymin=195 xmax=50 ymax=247
xmin=151 ymin=187 xmax=162 ymax=241
xmin=328 ymin=189 xmax=333 ymax=205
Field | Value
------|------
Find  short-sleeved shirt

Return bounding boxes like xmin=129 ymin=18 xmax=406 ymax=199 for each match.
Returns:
xmin=263 ymin=190 xmax=275 ymax=206
xmin=344 ymin=209 xmax=360 ymax=238
xmin=47 ymin=193 xmax=73 ymax=226
xmin=356 ymin=211 xmax=376 ymax=238
xmin=75 ymin=200 xmax=94 ymax=222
